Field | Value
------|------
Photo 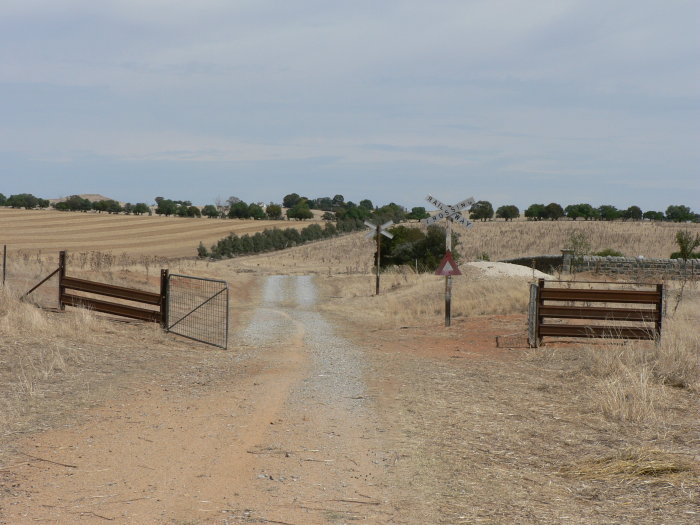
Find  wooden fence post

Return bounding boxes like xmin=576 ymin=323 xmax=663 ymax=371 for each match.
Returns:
xmin=58 ymin=251 xmax=66 ymax=310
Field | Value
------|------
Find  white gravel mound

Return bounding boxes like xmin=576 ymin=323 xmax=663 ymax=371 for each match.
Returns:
xmin=466 ymin=261 xmax=553 ymax=279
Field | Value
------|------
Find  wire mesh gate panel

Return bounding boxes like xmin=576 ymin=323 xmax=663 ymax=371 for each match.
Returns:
xmin=166 ymin=273 xmax=229 ymax=349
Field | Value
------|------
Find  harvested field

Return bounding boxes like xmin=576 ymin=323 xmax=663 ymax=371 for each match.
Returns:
xmin=0 ymin=208 xmax=316 ymax=258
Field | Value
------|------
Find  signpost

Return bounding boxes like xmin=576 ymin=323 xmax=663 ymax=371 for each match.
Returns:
xmin=422 ymin=194 xmax=475 ymax=326
xmin=365 ymin=220 xmax=394 ymax=295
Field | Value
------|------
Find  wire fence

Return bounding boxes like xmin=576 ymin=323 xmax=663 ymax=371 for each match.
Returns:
xmin=166 ymin=273 xmax=229 ymax=349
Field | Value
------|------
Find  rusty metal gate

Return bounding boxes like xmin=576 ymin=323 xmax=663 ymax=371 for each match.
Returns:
xmin=529 ymin=279 xmax=664 ymax=348
xmin=166 ymin=273 xmax=229 ymax=349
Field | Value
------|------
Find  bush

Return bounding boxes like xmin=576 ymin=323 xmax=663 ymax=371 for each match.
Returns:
xmin=379 ymin=224 xmax=459 ymax=271
xmin=670 ymin=252 xmax=700 ymax=260
xmin=595 ymin=248 xmax=624 ymax=257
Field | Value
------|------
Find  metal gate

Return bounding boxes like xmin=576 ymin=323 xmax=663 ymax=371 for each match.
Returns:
xmin=166 ymin=273 xmax=229 ymax=349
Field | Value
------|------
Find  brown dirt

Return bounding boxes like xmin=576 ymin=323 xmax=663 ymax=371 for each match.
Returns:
xmin=1 ymin=269 xmax=698 ymax=524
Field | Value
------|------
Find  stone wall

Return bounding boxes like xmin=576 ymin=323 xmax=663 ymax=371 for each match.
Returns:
xmin=500 ymin=255 xmax=563 ymax=274
xmin=502 ymin=253 xmax=699 ymax=278
xmin=576 ymin=255 xmax=699 ymax=278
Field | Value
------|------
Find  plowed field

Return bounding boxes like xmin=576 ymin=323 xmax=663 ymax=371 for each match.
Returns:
xmin=0 ymin=209 xmax=314 ymax=258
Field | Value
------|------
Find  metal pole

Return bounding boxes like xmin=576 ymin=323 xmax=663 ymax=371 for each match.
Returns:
xmin=160 ymin=269 xmax=169 ymax=329
xmin=445 ymin=218 xmax=452 ymax=326
xmin=376 ymin=225 xmax=381 ymax=295
xmin=2 ymin=245 xmax=6 ymax=286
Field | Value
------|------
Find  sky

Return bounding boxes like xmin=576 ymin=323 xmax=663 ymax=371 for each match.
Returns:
xmin=1 ymin=0 xmax=698 ymax=211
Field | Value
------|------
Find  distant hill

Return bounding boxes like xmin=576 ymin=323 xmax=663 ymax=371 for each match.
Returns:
xmin=49 ymin=194 xmax=120 ymax=204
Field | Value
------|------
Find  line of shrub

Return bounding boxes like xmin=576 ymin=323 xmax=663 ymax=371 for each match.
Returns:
xmin=200 ymin=218 xmax=365 ymax=259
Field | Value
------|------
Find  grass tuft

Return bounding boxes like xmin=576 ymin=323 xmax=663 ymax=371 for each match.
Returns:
xmin=564 ymin=447 xmax=697 ymax=480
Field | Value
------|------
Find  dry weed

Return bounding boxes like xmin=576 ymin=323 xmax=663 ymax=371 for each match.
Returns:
xmin=564 ymin=447 xmax=697 ymax=480
xmin=318 ymin=268 xmax=530 ymax=329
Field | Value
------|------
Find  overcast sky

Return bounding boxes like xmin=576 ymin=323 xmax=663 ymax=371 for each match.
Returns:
xmin=1 ymin=0 xmax=698 ymax=211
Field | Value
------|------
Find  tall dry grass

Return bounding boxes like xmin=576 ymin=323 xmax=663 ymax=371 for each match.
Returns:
xmin=317 ymin=266 xmax=531 ymax=329
xmin=456 ymin=219 xmax=700 ymax=261
xmin=574 ymin=287 xmax=699 ymax=423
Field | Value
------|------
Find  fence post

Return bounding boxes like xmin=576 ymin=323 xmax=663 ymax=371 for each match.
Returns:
xmin=2 ymin=245 xmax=6 ymax=287
xmin=561 ymin=249 xmax=574 ymax=274
xmin=528 ymin=282 xmax=539 ymax=347
xmin=656 ymin=283 xmax=664 ymax=344
xmin=58 ymin=251 xmax=66 ymax=310
xmin=160 ymin=269 xmax=169 ymax=328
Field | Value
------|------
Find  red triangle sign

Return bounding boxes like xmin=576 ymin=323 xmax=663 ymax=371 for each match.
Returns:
xmin=435 ymin=250 xmax=461 ymax=276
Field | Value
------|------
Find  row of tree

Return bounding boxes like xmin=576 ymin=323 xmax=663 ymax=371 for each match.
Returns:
xmin=2 ymin=191 xmax=697 ymax=224
xmin=202 ymin=217 xmax=366 ymax=259
xmin=468 ymin=201 xmax=698 ymax=223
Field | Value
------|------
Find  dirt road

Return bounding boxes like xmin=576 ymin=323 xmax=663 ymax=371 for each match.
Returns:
xmin=2 ymin=276 xmax=396 ymax=524
xmin=2 ymin=273 xmax=698 ymax=524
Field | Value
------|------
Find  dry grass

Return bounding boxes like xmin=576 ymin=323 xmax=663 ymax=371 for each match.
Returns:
xmin=317 ymin=268 xmax=530 ymax=329
xmin=566 ymin=287 xmax=699 ymax=425
xmin=456 ymin=219 xmax=700 ymax=260
xmin=564 ymin=447 xmax=697 ymax=480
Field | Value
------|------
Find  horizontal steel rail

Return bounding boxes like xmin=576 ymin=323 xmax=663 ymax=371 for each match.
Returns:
xmin=62 ymin=276 xmax=162 ymax=305
xmin=539 ymin=288 xmax=660 ymax=304
xmin=538 ymin=324 xmax=654 ymax=340
xmin=61 ymin=293 xmax=161 ymax=323
xmin=538 ymin=305 xmax=659 ymax=322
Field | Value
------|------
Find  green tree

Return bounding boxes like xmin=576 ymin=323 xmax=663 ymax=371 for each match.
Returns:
xmin=282 ymin=193 xmax=301 ymax=208
xmin=470 ymin=200 xmax=494 ymax=221
xmin=0 ymin=193 xmax=6 ymax=206
xmin=597 ymin=205 xmax=620 ymax=221
xmin=524 ymin=203 xmax=547 ymax=221
xmin=621 ymin=205 xmax=642 ymax=220
xmin=287 ymin=200 xmax=313 ymax=220
xmin=666 ymin=205 xmax=694 ymax=223
xmin=248 ymin=203 xmax=266 ymax=220
xmin=496 ymin=205 xmax=519 ymax=221
xmin=155 ymin=199 xmax=177 ymax=216
xmin=672 ymin=230 xmax=700 ymax=260
xmin=7 ymin=193 xmax=39 ymax=209
xmin=373 ymin=202 xmax=407 ymax=224
xmin=228 ymin=201 xmax=251 ymax=219
xmin=544 ymin=202 xmax=564 ymax=220
xmin=202 ymin=204 xmax=220 ymax=218
xmin=407 ymin=206 xmax=430 ymax=220
xmin=104 ymin=200 xmax=123 ymax=214
xmin=265 ymin=203 xmax=283 ymax=220
xmin=359 ymin=199 xmax=374 ymax=211
xmin=133 ymin=203 xmax=150 ymax=215
xmin=379 ymin=225 xmax=459 ymax=270
xmin=643 ymin=210 xmax=664 ymax=221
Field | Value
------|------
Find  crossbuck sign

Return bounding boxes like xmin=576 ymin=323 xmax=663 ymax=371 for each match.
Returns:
xmin=421 ymin=194 xmax=475 ymax=326
xmin=422 ymin=195 xmax=475 ymax=228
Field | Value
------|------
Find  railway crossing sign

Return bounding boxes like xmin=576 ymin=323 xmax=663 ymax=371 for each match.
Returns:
xmin=421 ymin=195 xmax=475 ymax=228
xmin=365 ymin=220 xmax=394 ymax=295
xmin=422 ymin=194 xmax=475 ymax=326
xmin=435 ymin=251 xmax=461 ymax=276
xmin=364 ymin=220 xmax=394 ymax=241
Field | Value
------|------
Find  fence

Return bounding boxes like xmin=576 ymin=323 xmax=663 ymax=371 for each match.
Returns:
xmin=21 ymin=251 xmax=229 ymax=349
xmin=165 ymin=273 xmax=229 ymax=349
xmin=528 ymin=279 xmax=664 ymax=348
